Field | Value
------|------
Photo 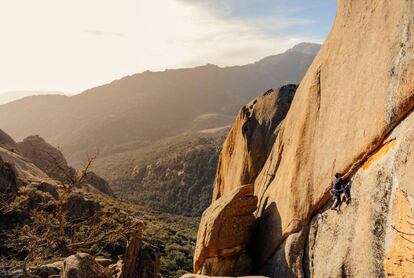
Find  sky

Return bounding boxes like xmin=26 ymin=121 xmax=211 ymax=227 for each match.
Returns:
xmin=0 ymin=0 xmax=336 ymax=94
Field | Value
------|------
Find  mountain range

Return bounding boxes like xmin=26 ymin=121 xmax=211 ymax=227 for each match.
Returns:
xmin=0 ymin=43 xmax=320 ymax=164
xmin=0 ymin=91 xmax=65 ymax=105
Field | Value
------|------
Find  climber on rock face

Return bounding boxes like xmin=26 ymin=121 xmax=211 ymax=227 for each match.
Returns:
xmin=330 ymin=173 xmax=351 ymax=211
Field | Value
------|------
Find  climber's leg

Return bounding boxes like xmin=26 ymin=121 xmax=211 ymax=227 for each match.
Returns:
xmin=344 ymin=187 xmax=351 ymax=204
xmin=331 ymin=193 xmax=342 ymax=211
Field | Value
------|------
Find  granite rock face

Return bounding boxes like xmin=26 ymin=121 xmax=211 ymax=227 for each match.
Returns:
xmin=252 ymin=0 xmax=414 ymax=273
xmin=213 ymin=85 xmax=296 ymax=200
xmin=305 ymin=112 xmax=414 ymax=278
xmin=194 ymin=184 xmax=258 ymax=276
xmin=196 ymin=0 xmax=414 ymax=277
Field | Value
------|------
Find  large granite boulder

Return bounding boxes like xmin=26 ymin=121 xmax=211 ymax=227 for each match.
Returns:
xmin=17 ymin=135 xmax=74 ymax=181
xmin=197 ymin=0 xmax=414 ymax=276
xmin=212 ymin=85 xmax=296 ymax=200
xmin=194 ymin=184 xmax=257 ymax=276
xmin=61 ymin=253 xmax=110 ymax=278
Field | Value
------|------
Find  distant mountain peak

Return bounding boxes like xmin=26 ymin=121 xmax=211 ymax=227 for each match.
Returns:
xmin=0 ymin=91 xmax=66 ymax=106
xmin=286 ymin=42 xmax=321 ymax=56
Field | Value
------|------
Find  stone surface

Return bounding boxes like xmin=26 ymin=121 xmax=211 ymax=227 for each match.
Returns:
xmin=83 ymin=172 xmax=113 ymax=196
xmin=64 ymin=193 xmax=101 ymax=220
xmin=33 ymin=181 xmax=59 ymax=199
xmin=61 ymin=253 xmax=110 ymax=278
xmin=194 ymin=184 xmax=258 ymax=276
xmin=17 ymin=135 xmax=113 ymax=195
xmin=0 ymin=129 xmax=18 ymax=151
xmin=0 ymin=156 xmax=17 ymax=194
xmin=17 ymin=135 xmax=74 ymax=181
xmin=212 ymin=85 xmax=296 ymax=200
xmin=0 ymin=145 xmax=49 ymax=182
xmin=120 ymin=227 xmax=160 ymax=278
xmin=196 ymin=1 xmax=414 ymax=276
xmin=249 ymin=0 xmax=414 ymax=273
xmin=305 ymin=111 xmax=414 ymax=277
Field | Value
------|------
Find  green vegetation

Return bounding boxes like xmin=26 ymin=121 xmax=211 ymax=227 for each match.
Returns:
xmin=0 ymin=184 xmax=198 ymax=278
xmin=141 ymin=208 xmax=198 ymax=277
xmin=94 ymin=130 xmax=227 ymax=217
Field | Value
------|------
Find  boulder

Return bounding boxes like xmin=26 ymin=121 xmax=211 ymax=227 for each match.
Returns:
xmin=0 ymin=156 xmax=17 ymax=194
xmin=120 ymin=225 xmax=160 ymax=278
xmin=61 ymin=253 xmax=110 ymax=278
xmin=33 ymin=181 xmax=59 ymax=199
xmin=17 ymin=135 xmax=113 ymax=195
xmin=194 ymin=184 xmax=257 ymax=276
xmin=64 ymin=193 xmax=100 ymax=220
xmin=83 ymin=172 xmax=113 ymax=196
xmin=17 ymin=135 xmax=74 ymax=181
xmin=212 ymin=85 xmax=296 ymax=200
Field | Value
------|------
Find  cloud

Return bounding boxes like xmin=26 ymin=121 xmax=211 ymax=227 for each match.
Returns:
xmin=0 ymin=0 xmax=330 ymax=93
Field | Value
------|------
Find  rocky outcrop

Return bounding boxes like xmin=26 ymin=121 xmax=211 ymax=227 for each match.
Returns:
xmin=305 ymin=112 xmax=414 ymax=277
xmin=17 ymin=135 xmax=113 ymax=195
xmin=32 ymin=181 xmax=59 ymax=199
xmin=0 ymin=156 xmax=17 ymax=194
xmin=120 ymin=226 xmax=160 ymax=278
xmin=195 ymin=0 xmax=414 ymax=277
xmin=61 ymin=253 xmax=110 ymax=278
xmin=212 ymin=85 xmax=297 ymax=200
xmin=0 ymin=145 xmax=49 ymax=182
xmin=251 ymin=0 xmax=414 ymax=274
xmin=17 ymin=135 xmax=73 ymax=181
xmin=83 ymin=172 xmax=113 ymax=196
xmin=194 ymin=184 xmax=257 ymax=276
xmin=64 ymin=193 xmax=101 ymax=220
xmin=0 ymin=129 xmax=18 ymax=151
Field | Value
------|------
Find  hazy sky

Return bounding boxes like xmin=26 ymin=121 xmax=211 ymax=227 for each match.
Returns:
xmin=0 ymin=0 xmax=336 ymax=94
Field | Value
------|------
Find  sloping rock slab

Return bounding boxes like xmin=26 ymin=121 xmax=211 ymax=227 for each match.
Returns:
xmin=194 ymin=184 xmax=257 ymax=276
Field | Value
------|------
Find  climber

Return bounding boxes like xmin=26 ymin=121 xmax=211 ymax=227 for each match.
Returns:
xmin=330 ymin=173 xmax=351 ymax=211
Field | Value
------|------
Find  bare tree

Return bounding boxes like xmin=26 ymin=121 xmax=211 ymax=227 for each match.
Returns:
xmin=43 ymin=150 xmax=102 ymax=254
